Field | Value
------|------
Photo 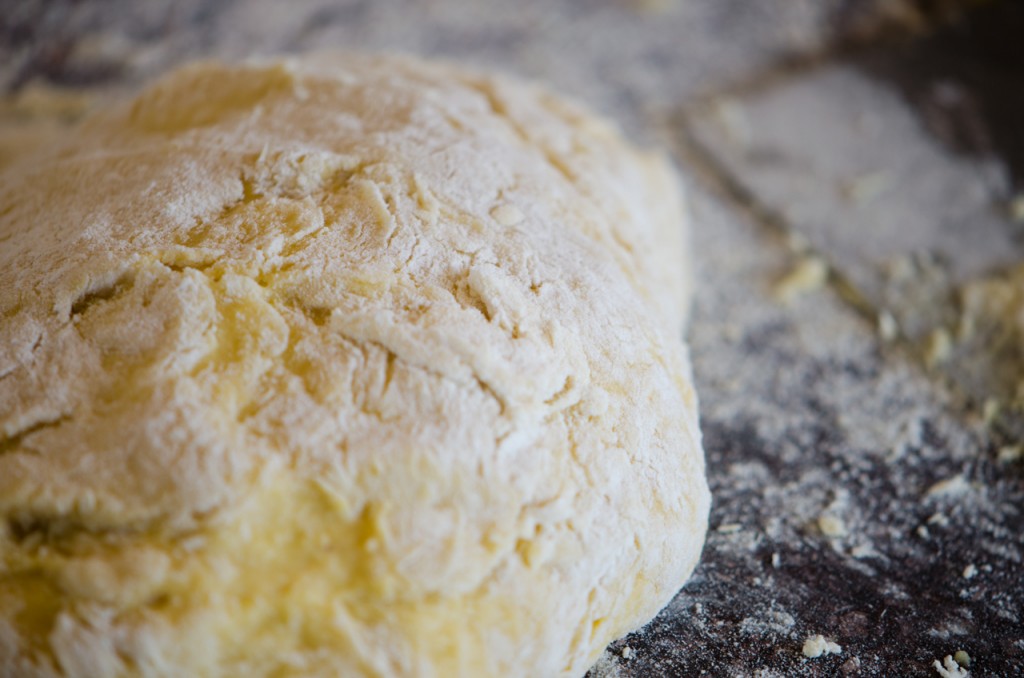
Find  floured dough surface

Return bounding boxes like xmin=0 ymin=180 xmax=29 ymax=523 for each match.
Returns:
xmin=0 ymin=53 xmax=709 ymax=678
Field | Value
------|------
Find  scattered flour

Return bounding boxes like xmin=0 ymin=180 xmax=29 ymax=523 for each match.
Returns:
xmin=740 ymin=610 xmax=797 ymax=637
xmin=587 ymin=650 xmax=622 ymax=677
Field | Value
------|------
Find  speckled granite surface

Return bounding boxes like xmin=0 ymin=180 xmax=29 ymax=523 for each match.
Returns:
xmin=2 ymin=1 xmax=1021 ymax=675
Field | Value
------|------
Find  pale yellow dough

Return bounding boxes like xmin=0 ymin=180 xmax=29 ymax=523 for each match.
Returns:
xmin=0 ymin=54 xmax=709 ymax=678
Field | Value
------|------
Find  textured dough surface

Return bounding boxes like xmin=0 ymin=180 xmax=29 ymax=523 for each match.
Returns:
xmin=0 ymin=53 xmax=709 ymax=678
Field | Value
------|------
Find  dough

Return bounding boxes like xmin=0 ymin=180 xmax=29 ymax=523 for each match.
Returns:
xmin=0 ymin=53 xmax=709 ymax=677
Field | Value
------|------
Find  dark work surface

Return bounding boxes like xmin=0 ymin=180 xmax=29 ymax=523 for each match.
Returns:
xmin=2 ymin=1 xmax=1021 ymax=676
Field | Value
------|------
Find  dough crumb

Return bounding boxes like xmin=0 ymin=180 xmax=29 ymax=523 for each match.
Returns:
xmin=850 ymin=544 xmax=875 ymax=559
xmin=924 ymin=328 xmax=954 ymax=368
xmin=933 ymin=654 xmax=969 ymax=677
xmin=982 ymin=398 xmax=1001 ymax=424
xmin=997 ymin=445 xmax=1022 ymax=464
xmin=1009 ymin=193 xmax=1024 ymax=222
xmin=818 ymin=514 xmax=847 ymax=538
xmin=490 ymin=203 xmax=524 ymax=226
xmin=878 ymin=310 xmax=899 ymax=342
xmin=717 ymin=522 xmax=742 ymax=534
xmin=775 ymin=256 xmax=828 ymax=303
xmin=802 ymin=634 xmax=842 ymax=658
xmin=926 ymin=474 xmax=971 ymax=500
xmin=962 ymin=564 xmax=977 ymax=580
xmin=621 ymin=645 xmax=634 ymax=660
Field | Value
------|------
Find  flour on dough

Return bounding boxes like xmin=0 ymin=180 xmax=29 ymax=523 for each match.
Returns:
xmin=0 ymin=53 xmax=709 ymax=678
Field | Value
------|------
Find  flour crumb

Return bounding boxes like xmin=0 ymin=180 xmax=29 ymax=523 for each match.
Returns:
xmin=933 ymin=654 xmax=969 ymax=677
xmin=717 ymin=522 xmax=741 ymax=534
xmin=802 ymin=634 xmax=842 ymax=658
xmin=621 ymin=646 xmax=634 ymax=660
xmin=962 ymin=564 xmax=977 ymax=580
xmin=771 ymin=552 xmax=781 ymax=568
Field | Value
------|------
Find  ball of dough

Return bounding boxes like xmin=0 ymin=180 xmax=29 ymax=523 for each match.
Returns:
xmin=0 ymin=53 xmax=709 ymax=678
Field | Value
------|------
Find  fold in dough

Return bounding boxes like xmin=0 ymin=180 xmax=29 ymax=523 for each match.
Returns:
xmin=0 ymin=53 xmax=709 ymax=678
